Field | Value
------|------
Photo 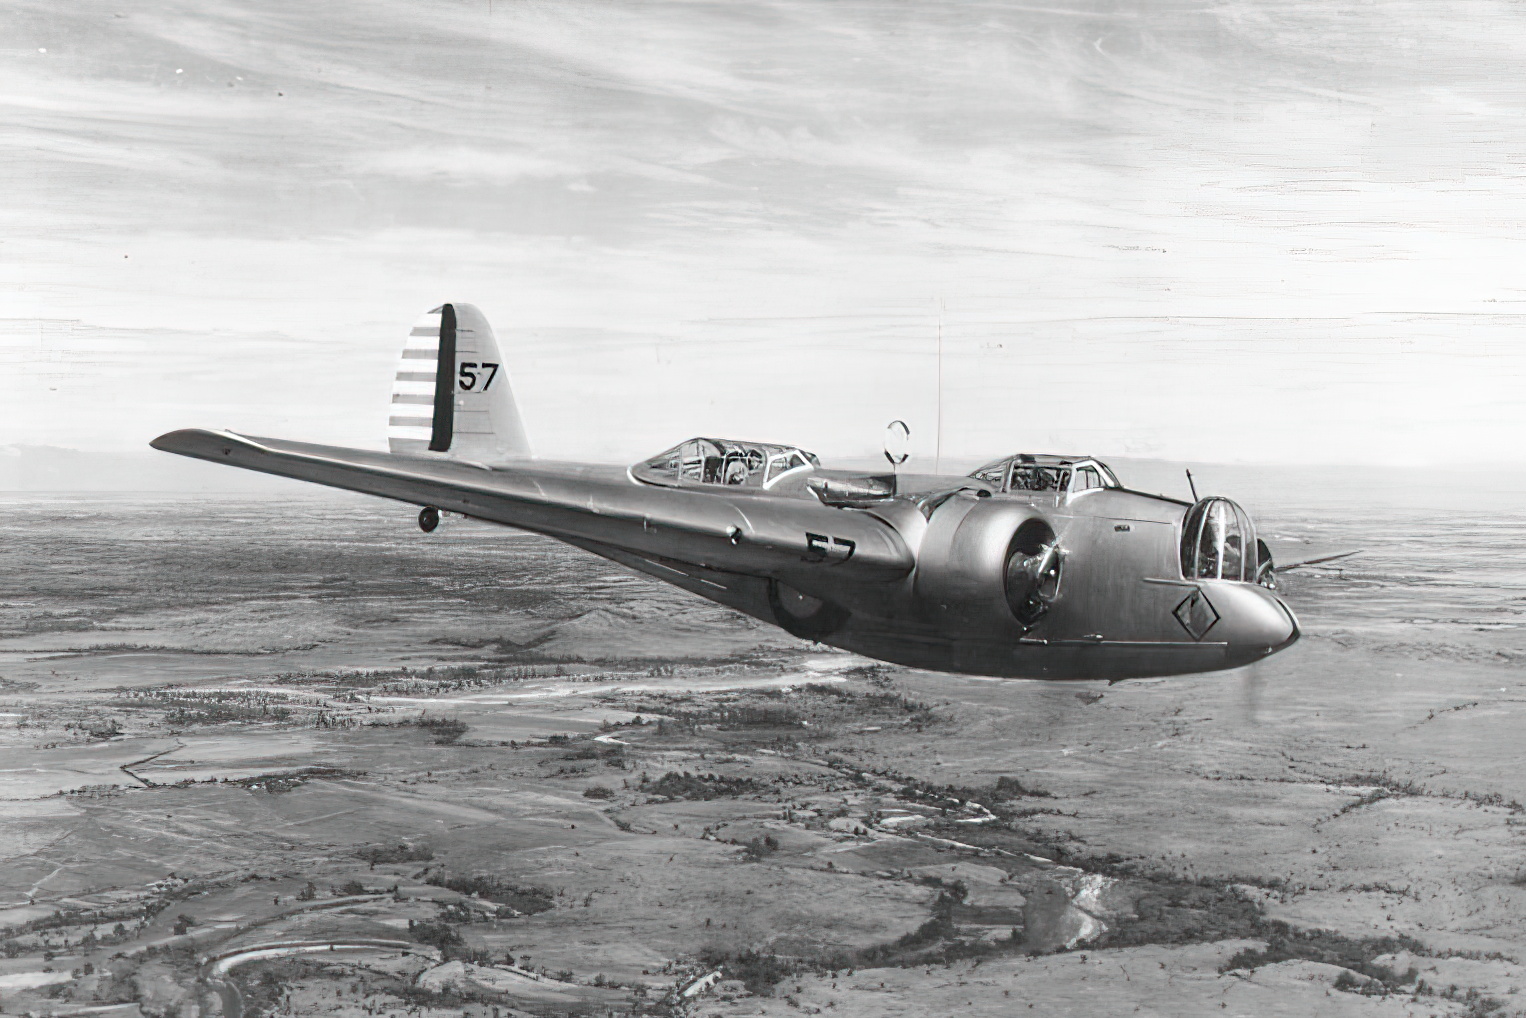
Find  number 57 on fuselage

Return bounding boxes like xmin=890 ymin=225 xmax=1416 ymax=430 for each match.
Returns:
xmin=153 ymin=303 xmax=1300 ymax=681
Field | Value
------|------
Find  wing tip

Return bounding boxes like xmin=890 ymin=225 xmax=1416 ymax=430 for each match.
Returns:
xmin=149 ymin=428 xmax=204 ymax=453
xmin=149 ymin=428 xmax=255 ymax=459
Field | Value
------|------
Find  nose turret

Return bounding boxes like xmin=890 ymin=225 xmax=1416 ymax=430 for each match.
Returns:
xmin=1202 ymin=581 xmax=1300 ymax=667
xmin=1177 ymin=495 xmax=1299 ymax=666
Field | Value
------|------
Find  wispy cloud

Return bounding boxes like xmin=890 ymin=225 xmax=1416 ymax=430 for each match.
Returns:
xmin=6 ymin=0 xmax=1526 ymax=464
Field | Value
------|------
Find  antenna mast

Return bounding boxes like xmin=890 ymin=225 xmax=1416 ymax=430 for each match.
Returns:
xmin=935 ymin=298 xmax=944 ymax=474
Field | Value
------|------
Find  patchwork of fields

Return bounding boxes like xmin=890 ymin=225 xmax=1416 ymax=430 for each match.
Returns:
xmin=1 ymin=496 xmax=1522 ymax=1017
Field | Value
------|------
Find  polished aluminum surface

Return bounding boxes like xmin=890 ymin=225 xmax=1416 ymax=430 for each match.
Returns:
xmin=152 ymin=428 xmax=1298 ymax=681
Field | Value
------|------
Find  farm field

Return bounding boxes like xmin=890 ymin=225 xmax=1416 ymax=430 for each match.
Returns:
xmin=1 ymin=494 xmax=1523 ymax=1017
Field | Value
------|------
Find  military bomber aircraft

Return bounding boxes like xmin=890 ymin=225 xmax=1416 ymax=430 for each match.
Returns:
xmin=152 ymin=303 xmax=1301 ymax=681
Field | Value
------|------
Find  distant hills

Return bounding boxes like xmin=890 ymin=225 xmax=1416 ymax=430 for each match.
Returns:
xmin=0 ymin=445 xmax=305 ymax=494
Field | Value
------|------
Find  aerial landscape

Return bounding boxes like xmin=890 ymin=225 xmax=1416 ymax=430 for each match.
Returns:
xmin=2 ymin=482 xmax=1523 ymax=1017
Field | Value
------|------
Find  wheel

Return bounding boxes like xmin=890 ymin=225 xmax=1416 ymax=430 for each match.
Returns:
xmin=418 ymin=506 xmax=441 ymax=533
xmin=768 ymin=580 xmax=850 ymax=640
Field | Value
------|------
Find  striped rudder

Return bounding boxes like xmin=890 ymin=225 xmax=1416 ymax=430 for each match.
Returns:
xmin=386 ymin=306 xmax=445 ymax=454
xmin=387 ymin=303 xmax=531 ymax=461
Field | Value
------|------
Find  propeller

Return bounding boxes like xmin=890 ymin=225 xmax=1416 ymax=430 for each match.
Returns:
xmin=1274 ymin=549 xmax=1362 ymax=573
xmin=1239 ymin=660 xmax=1263 ymax=725
xmin=1257 ymin=543 xmax=1362 ymax=589
xmin=1005 ymin=538 xmax=1062 ymax=626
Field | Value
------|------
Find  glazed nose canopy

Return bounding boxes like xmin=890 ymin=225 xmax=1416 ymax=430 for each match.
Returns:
xmin=1180 ymin=497 xmax=1262 ymax=583
xmin=1211 ymin=583 xmax=1300 ymax=661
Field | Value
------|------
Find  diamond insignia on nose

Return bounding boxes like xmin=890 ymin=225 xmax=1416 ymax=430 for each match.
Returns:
xmin=1173 ymin=589 xmax=1220 ymax=641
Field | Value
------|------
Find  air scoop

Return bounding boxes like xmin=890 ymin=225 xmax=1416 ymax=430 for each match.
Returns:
xmin=807 ymin=474 xmax=897 ymax=507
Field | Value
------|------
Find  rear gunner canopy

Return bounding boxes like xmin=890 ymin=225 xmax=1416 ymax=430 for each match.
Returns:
xmin=631 ymin=438 xmax=819 ymax=489
xmin=968 ymin=454 xmax=1120 ymax=495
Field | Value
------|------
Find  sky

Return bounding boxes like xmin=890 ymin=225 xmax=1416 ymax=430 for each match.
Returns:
xmin=6 ymin=0 xmax=1526 ymax=469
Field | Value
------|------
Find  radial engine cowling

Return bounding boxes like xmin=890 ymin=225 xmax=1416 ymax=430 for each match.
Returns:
xmin=912 ymin=497 xmax=1061 ymax=640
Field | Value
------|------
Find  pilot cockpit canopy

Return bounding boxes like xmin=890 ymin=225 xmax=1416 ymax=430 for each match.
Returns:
xmin=631 ymin=438 xmax=819 ymax=489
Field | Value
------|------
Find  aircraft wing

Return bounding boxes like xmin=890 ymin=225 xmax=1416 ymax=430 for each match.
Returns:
xmin=150 ymin=429 xmax=914 ymax=587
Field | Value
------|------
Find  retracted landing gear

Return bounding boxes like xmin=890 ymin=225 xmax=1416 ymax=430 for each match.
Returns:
xmin=418 ymin=506 xmax=441 ymax=533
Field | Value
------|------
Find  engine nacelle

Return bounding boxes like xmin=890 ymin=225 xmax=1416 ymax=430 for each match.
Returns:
xmin=911 ymin=496 xmax=1060 ymax=640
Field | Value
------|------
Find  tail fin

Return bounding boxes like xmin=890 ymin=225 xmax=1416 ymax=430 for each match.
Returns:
xmin=387 ymin=303 xmax=531 ymax=460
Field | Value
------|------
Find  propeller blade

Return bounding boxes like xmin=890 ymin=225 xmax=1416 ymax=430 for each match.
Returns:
xmin=1274 ymin=549 xmax=1362 ymax=573
xmin=1240 ymin=661 xmax=1263 ymax=725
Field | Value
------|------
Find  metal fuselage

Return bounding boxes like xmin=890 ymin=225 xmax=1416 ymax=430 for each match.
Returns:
xmin=809 ymin=478 xmax=1299 ymax=679
xmin=152 ymin=430 xmax=1299 ymax=681
xmin=617 ymin=463 xmax=1298 ymax=680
